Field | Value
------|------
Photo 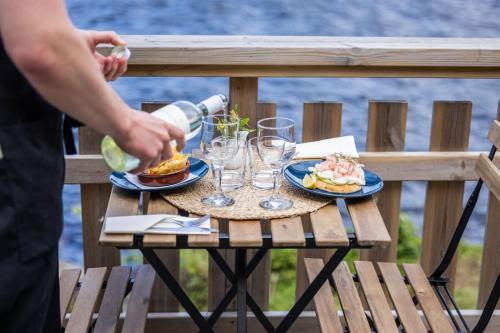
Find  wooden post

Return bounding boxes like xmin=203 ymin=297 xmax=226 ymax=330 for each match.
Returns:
xmin=360 ymin=101 xmax=408 ymax=262
xmin=229 ymin=78 xmax=259 ymax=130
xmin=478 ymin=103 xmax=500 ymax=308
xmin=140 ymin=102 xmax=180 ymax=312
xmin=79 ymin=128 xmax=119 ymax=269
xmin=296 ymin=102 xmax=342 ymax=304
xmin=421 ymin=101 xmax=472 ymax=293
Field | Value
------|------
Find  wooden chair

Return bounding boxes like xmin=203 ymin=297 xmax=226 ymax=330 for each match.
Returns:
xmin=59 ymin=264 xmax=156 ymax=333
xmin=305 ymin=120 xmax=500 ymax=333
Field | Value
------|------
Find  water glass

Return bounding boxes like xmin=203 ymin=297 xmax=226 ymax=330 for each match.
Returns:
xmin=220 ymin=131 xmax=248 ymax=191
xmin=200 ymin=115 xmax=240 ymax=207
xmin=257 ymin=117 xmax=296 ymax=210
xmin=247 ymin=137 xmax=274 ymax=189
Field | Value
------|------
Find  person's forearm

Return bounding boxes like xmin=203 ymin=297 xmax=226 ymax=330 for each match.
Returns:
xmin=0 ymin=0 xmax=131 ymax=139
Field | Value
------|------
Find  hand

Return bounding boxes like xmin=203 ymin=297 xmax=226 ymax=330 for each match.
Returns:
xmin=115 ymin=110 xmax=186 ymax=171
xmin=81 ymin=30 xmax=128 ymax=81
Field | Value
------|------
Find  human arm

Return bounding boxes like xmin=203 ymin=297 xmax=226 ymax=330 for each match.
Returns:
xmin=0 ymin=0 xmax=184 ymax=168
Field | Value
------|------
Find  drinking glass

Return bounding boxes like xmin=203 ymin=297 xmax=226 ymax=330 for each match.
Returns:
xmin=257 ymin=117 xmax=296 ymax=210
xmin=248 ymin=137 xmax=274 ymax=189
xmin=200 ymin=115 xmax=240 ymax=207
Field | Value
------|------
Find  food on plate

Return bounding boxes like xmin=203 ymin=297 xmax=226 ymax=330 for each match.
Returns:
xmin=303 ymin=153 xmax=365 ymax=193
xmin=143 ymin=150 xmax=189 ymax=176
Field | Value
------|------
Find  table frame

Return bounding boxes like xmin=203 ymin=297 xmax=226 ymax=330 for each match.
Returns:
xmin=119 ymin=231 xmax=371 ymax=333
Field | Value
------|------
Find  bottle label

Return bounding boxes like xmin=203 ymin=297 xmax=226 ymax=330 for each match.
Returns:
xmin=200 ymin=95 xmax=226 ymax=115
xmin=152 ymin=105 xmax=191 ymax=134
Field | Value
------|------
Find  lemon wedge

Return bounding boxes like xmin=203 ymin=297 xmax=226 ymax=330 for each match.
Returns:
xmin=303 ymin=174 xmax=317 ymax=189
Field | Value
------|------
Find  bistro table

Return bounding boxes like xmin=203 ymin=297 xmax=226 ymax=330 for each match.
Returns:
xmin=100 ymin=183 xmax=391 ymax=333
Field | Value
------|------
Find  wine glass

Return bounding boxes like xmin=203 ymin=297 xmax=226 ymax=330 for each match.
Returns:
xmin=200 ymin=115 xmax=240 ymax=207
xmin=257 ymin=117 xmax=296 ymax=210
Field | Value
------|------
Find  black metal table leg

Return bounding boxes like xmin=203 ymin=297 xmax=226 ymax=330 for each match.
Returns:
xmin=207 ymin=248 xmax=274 ymax=331
xmin=275 ymin=247 xmax=350 ymax=333
xmin=140 ymin=248 xmax=214 ymax=333
xmin=236 ymin=249 xmax=247 ymax=333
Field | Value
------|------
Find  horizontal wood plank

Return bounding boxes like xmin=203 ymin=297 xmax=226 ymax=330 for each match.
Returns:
xmin=271 ymin=216 xmax=306 ymax=247
xmin=378 ymin=262 xmax=428 ymax=333
xmin=403 ymin=263 xmax=454 ymax=333
xmin=94 ymin=266 xmax=131 ymax=333
xmin=66 ymin=152 xmax=500 ymax=184
xmin=476 ymin=153 xmax=500 ymax=203
xmin=309 ymin=203 xmax=349 ymax=247
xmin=188 ymin=216 xmax=220 ymax=247
xmin=304 ymin=258 xmax=344 ymax=333
xmin=346 ymin=198 xmax=391 ymax=246
xmin=122 ymin=265 xmax=156 ymax=333
xmin=142 ymin=196 xmax=177 ymax=247
xmin=97 ymin=36 xmax=500 ymax=68
xmin=332 ymin=262 xmax=371 ymax=333
xmin=99 ymin=187 xmax=138 ymax=247
xmin=354 ymin=261 xmax=399 ymax=333
xmin=229 ymin=220 xmax=263 ymax=247
xmin=59 ymin=269 xmax=81 ymax=323
xmin=66 ymin=267 xmax=108 ymax=333
xmin=124 ymin=65 xmax=500 ymax=78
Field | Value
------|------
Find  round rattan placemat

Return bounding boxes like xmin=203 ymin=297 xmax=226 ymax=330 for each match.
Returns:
xmin=161 ymin=169 xmax=333 ymax=220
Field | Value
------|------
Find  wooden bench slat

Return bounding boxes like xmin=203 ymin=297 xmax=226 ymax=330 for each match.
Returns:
xmin=142 ymin=196 xmax=177 ymax=247
xmin=403 ymin=264 xmax=454 ymax=333
xmin=310 ymin=203 xmax=349 ymax=247
xmin=188 ymin=217 xmax=220 ymax=247
xmin=304 ymin=258 xmax=344 ymax=333
xmin=378 ymin=262 xmax=428 ymax=333
xmin=100 ymin=187 xmax=138 ymax=247
xmin=354 ymin=261 xmax=399 ymax=333
xmin=122 ymin=265 xmax=156 ymax=333
xmin=346 ymin=197 xmax=391 ymax=246
xmin=476 ymin=153 xmax=500 ymax=203
xmin=93 ymin=266 xmax=131 ymax=333
xmin=65 ymin=267 xmax=107 ymax=333
xmin=229 ymin=220 xmax=263 ymax=247
xmin=59 ymin=269 xmax=81 ymax=324
xmin=487 ymin=120 xmax=500 ymax=148
xmin=270 ymin=216 xmax=306 ymax=247
xmin=331 ymin=261 xmax=371 ymax=333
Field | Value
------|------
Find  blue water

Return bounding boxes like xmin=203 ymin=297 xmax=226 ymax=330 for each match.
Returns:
xmin=61 ymin=0 xmax=500 ymax=265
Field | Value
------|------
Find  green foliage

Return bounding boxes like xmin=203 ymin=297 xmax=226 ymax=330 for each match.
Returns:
xmin=396 ymin=213 xmax=421 ymax=263
xmin=216 ymin=105 xmax=255 ymax=136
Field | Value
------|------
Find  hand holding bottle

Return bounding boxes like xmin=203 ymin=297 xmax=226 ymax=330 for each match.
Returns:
xmin=114 ymin=109 xmax=186 ymax=171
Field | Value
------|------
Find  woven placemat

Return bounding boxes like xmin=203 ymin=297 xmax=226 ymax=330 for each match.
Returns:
xmin=161 ymin=169 xmax=333 ymax=220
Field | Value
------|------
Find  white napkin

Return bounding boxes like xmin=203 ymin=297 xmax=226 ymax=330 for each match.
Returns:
xmin=294 ymin=135 xmax=359 ymax=159
xmin=124 ymin=173 xmax=197 ymax=190
xmin=104 ymin=214 xmax=212 ymax=235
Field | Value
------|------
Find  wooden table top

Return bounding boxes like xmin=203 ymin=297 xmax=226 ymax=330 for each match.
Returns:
xmin=99 ymin=186 xmax=391 ymax=249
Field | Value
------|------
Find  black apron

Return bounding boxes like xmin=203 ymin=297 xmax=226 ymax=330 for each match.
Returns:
xmin=0 ymin=39 xmax=63 ymax=331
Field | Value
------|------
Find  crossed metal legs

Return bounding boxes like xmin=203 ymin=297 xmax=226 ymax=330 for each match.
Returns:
xmin=141 ymin=247 xmax=350 ymax=333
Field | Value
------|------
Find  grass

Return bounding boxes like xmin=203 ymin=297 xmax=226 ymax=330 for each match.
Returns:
xmin=123 ymin=213 xmax=483 ymax=310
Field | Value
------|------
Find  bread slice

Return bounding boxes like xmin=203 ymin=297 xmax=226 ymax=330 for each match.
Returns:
xmin=316 ymin=179 xmax=361 ymax=194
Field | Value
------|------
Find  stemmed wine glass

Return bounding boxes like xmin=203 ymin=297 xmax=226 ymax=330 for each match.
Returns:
xmin=257 ymin=117 xmax=296 ymax=210
xmin=200 ymin=115 xmax=240 ymax=207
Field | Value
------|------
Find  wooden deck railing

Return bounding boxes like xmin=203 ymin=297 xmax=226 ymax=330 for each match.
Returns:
xmin=66 ymin=36 xmax=500 ymax=330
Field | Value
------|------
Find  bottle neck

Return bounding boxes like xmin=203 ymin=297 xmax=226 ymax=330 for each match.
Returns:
xmin=197 ymin=94 xmax=228 ymax=116
xmin=196 ymin=103 xmax=209 ymax=116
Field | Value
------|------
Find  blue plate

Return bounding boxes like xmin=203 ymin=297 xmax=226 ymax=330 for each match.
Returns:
xmin=284 ymin=160 xmax=384 ymax=198
xmin=110 ymin=157 xmax=209 ymax=193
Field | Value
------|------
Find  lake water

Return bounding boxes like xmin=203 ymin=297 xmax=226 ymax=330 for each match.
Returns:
xmin=60 ymin=0 xmax=500 ymax=265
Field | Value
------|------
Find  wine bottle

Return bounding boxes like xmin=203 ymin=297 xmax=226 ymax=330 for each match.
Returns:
xmin=101 ymin=94 xmax=228 ymax=172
